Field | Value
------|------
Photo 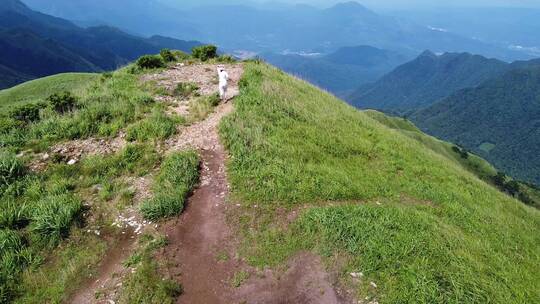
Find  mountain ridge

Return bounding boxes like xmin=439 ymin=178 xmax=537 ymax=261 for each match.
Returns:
xmin=348 ymin=51 xmax=510 ymax=113
xmin=0 ymin=0 xmax=201 ymax=89
xmin=413 ymin=64 xmax=540 ymax=185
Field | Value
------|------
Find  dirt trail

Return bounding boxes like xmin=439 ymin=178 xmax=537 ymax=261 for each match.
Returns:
xmin=68 ymin=62 xmax=350 ymax=303
xmin=69 ymin=229 xmax=136 ymax=304
xmin=159 ymin=63 xmax=351 ymax=304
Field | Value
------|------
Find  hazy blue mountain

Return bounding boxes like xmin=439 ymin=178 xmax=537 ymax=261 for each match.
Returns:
xmin=263 ymin=46 xmax=411 ymax=96
xmin=0 ymin=0 xmax=201 ymax=89
xmin=388 ymin=7 xmax=540 ymax=58
xmin=22 ymin=0 xmax=530 ymax=61
xmin=412 ymin=65 xmax=540 ymax=185
xmin=348 ymin=51 xmax=510 ymax=114
xmin=22 ymin=0 xmax=200 ymax=38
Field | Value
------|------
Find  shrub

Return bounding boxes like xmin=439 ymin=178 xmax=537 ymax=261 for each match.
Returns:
xmin=100 ymin=72 xmax=113 ymax=82
xmin=192 ymin=45 xmax=218 ymax=61
xmin=0 ymin=117 xmax=22 ymax=134
xmin=452 ymin=145 xmax=469 ymax=159
xmin=136 ymin=55 xmax=165 ymax=69
xmin=217 ymin=54 xmax=235 ymax=63
xmin=9 ymin=103 xmax=43 ymax=123
xmin=30 ymin=194 xmax=83 ymax=246
xmin=160 ymin=49 xmax=176 ymax=62
xmin=0 ymin=152 xmax=26 ymax=189
xmin=505 ymin=180 xmax=521 ymax=196
xmin=492 ymin=171 xmax=507 ymax=188
xmin=518 ymin=192 xmax=533 ymax=205
xmin=173 ymin=82 xmax=199 ymax=99
xmin=173 ymin=50 xmax=190 ymax=61
xmin=140 ymin=151 xmax=199 ymax=220
xmin=47 ymin=91 xmax=78 ymax=114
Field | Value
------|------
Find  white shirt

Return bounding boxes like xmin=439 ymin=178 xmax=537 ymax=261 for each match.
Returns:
xmin=218 ymin=70 xmax=229 ymax=87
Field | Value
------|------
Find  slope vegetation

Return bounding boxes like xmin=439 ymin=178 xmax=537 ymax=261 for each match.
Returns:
xmin=0 ymin=73 xmax=98 ymax=110
xmin=220 ymin=62 xmax=540 ymax=303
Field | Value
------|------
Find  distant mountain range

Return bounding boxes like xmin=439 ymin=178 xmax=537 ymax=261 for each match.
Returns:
xmin=348 ymin=51 xmax=510 ymax=114
xmin=349 ymin=50 xmax=540 ymax=185
xmin=262 ymin=46 xmax=411 ymax=96
xmin=22 ymin=0 xmax=531 ymax=61
xmin=0 ymin=0 xmax=201 ymax=89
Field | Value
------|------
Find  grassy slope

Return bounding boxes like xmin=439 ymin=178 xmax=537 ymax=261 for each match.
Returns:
xmin=220 ymin=62 xmax=540 ymax=303
xmin=0 ymin=64 xmax=181 ymax=302
xmin=0 ymin=73 xmax=98 ymax=110
xmin=364 ymin=110 xmax=498 ymax=182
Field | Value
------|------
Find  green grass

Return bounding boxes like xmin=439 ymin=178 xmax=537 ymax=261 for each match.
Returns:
xmin=188 ymin=93 xmax=221 ymax=123
xmin=14 ymin=234 xmax=106 ymax=304
xmin=140 ymin=151 xmax=200 ymax=221
xmin=231 ymin=271 xmax=250 ymax=288
xmin=118 ymin=234 xmax=181 ymax=304
xmin=0 ymin=142 xmax=161 ymax=303
xmin=0 ymin=73 xmax=98 ymax=111
xmin=365 ymin=110 xmax=498 ymax=182
xmin=220 ymin=62 xmax=540 ymax=303
xmin=126 ymin=109 xmax=179 ymax=142
xmin=0 ymin=69 xmax=168 ymax=152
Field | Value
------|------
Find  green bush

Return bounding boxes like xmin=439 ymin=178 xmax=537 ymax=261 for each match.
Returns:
xmin=173 ymin=50 xmax=190 ymax=61
xmin=160 ymin=49 xmax=176 ymax=62
xmin=0 ymin=152 xmax=26 ymax=190
xmin=191 ymin=45 xmax=218 ymax=61
xmin=217 ymin=54 xmax=235 ymax=63
xmin=136 ymin=55 xmax=165 ymax=69
xmin=140 ymin=151 xmax=199 ymax=220
xmin=30 ymin=194 xmax=83 ymax=246
xmin=47 ymin=91 xmax=78 ymax=114
xmin=9 ymin=103 xmax=43 ymax=123
xmin=173 ymin=82 xmax=199 ymax=99
xmin=0 ymin=117 xmax=22 ymax=134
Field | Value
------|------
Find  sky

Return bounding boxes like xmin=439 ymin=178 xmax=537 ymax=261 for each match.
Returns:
xmin=175 ymin=0 xmax=540 ymax=9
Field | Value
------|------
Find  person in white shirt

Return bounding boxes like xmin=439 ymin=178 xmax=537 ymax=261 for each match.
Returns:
xmin=218 ymin=67 xmax=229 ymax=100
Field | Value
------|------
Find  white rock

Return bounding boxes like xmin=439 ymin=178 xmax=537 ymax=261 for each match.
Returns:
xmin=67 ymin=159 xmax=77 ymax=165
xmin=370 ymin=282 xmax=378 ymax=288
xmin=350 ymin=272 xmax=364 ymax=278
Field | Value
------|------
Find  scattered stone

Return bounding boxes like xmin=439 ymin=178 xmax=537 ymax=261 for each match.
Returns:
xmin=350 ymin=272 xmax=364 ymax=278
xmin=370 ymin=282 xmax=378 ymax=288
xmin=67 ymin=159 xmax=78 ymax=165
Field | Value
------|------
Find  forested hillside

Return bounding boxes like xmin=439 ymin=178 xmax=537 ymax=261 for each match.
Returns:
xmin=263 ymin=46 xmax=410 ymax=96
xmin=413 ymin=65 xmax=540 ymax=185
xmin=349 ymin=51 xmax=509 ymax=113
xmin=0 ymin=0 xmax=200 ymax=89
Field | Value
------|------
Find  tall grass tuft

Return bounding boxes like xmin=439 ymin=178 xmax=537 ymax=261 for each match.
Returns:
xmin=140 ymin=151 xmax=200 ymax=220
xmin=0 ymin=152 xmax=26 ymax=191
xmin=30 ymin=194 xmax=83 ymax=247
xmin=126 ymin=110 xmax=177 ymax=142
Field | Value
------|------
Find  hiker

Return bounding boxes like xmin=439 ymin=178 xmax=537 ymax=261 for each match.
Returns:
xmin=218 ymin=67 xmax=229 ymax=100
